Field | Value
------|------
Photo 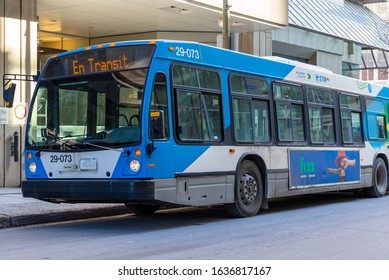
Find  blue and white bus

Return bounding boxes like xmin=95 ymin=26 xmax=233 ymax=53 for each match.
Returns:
xmin=22 ymin=40 xmax=389 ymax=217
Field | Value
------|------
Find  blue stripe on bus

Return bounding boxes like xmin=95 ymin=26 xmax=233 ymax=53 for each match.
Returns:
xmin=25 ymin=150 xmax=48 ymax=179
xmin=174 ymin=145 xmax=210 ymax=173
xmin=377 ymin=86 xmax=389 ymax=99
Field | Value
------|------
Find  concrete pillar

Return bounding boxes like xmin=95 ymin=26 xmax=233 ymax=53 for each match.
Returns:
xmin=0 ymin=0 xmax=37 ymax=187
xmin=309 ymin=51 xmax=342 ymax=75
xmin=253 ymin=31 xmax=272 ymax=57
xmin=219 ymin=31 xmax=273 ymax=57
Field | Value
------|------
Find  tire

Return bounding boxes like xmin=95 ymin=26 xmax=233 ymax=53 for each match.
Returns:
xmin=365 ymin=158 xmax=388 ymax=197
xmin=124 ymin=203 xmax=160 ymax=216
xmin=225 ymin=160 xmax=263 ymax=218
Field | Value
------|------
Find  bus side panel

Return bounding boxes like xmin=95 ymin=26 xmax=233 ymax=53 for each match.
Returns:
xmin=176 ymin=175 xmax=234 ymax=206
xmin=173 ymin=145 xmax=235 ymax=206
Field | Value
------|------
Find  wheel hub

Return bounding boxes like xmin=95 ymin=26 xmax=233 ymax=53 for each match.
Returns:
xmin=241 ymin=174 xmax=258 ymax=203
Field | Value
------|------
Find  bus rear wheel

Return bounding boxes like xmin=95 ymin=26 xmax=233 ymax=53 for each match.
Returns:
xmin=125 ymin=203 xmax=160 ymax=216
xmin=225 ymin=160 xmax=263 ymax=218
xmin=365 ymin=158 xmax=388 ymax=197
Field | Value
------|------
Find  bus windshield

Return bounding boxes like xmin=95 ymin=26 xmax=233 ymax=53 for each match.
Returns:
xmin=26 ymin=44 xmax=156 ymax=151
xmin=26 ymin=69 xmax=148 ymax=150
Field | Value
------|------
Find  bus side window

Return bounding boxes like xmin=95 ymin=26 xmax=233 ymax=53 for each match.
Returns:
xmin=276 ymin=103 xmax=293 ymax=141
xmin=340 ymin=94 xmax=363 ymax=144
xmin=177 ymin=91 xmax=202 ymax=140
xmin=377 ymin=115 xmax=386 ymax=139
xmin=273 ymin=82 xmax=305 ymax=143
xmin=233 ymin=98 xmax=253 ymax=142
xmin=173 ymin=65 xmax=223 ymax=143
xmin=307 ymin=88 xmax=335 ymax=145
xmin=230 ymin=74 xmax=270 ymax=144
xmin=150 ymin=73 xmax=169 ymax=139
xmin=366 ymin=98 xmax=387 ymax=141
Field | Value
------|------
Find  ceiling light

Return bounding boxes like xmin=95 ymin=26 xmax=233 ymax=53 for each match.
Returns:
xmin=160 ymin=6 xmax=192 ymax=14
xmin=174 ymin=0 xmax=221 ymax=13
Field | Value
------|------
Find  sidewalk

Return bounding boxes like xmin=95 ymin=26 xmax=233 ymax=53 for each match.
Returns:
xmin=0 ymin=187 xmax=129 ymax=229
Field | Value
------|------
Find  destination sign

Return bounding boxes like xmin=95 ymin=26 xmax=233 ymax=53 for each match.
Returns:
xmin=42 ymin=45 xmax=155 ymax=79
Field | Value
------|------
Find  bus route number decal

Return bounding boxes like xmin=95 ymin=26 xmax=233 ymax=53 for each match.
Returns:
xmin=175 ymin=47 xmax=200 ymax=60
xmin=50 ymin=154 xmax=72 ymax=163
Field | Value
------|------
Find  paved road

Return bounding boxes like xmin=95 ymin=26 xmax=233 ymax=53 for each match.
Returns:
xmin=1 ymin=192 xmax=389 ymax=260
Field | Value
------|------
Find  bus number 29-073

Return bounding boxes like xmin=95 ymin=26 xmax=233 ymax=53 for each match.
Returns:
xmin=175 ymin=47 xmax=200 ymax=60
xmin=50 ymin=155 xmax=72 ymax=163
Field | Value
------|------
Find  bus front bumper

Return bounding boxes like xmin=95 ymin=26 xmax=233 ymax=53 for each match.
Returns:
xmin=21 ymin=179 xmax=155 ymax=203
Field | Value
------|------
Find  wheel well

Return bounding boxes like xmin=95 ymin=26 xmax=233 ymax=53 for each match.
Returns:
xmin=375 ymin=153 xmax=389 ymax=182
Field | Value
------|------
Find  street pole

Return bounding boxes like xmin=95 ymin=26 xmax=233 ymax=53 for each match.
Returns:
xmin=222 ymin=0 xmax=231 ymax=49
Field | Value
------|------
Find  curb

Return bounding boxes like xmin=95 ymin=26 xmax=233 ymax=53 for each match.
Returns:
xmin=0 ymin=214 xmax=11 ymax=228
xmin=0 ymin=206 xmax=129 ymax=229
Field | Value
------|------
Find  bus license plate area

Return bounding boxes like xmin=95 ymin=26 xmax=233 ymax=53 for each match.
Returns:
xmin=80 ymin=158 xmax=97 ymax=170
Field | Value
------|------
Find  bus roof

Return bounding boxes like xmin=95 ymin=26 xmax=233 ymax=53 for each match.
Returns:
xmin=47 ymin=39 xmax=389 ymax=100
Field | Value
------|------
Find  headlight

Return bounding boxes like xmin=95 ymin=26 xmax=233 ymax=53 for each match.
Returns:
xmin=29 ymin=162 xmax=37 ymax=173
xmin=129 ymin=160 xmax=140 ymax=173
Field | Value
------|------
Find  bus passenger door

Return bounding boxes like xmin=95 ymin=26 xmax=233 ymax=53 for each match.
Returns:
xmin=146 ymin=73 xmax=175 ymax=179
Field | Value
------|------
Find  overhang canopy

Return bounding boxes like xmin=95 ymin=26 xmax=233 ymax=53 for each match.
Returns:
xmin=38 ymin=0 xmax=288 ymax=41
xmin=289 ymin=0 xmax=389 ymax=69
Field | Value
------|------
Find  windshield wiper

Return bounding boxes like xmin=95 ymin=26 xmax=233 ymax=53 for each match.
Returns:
xmin=46 ymin=135 xmax=80 ymax=150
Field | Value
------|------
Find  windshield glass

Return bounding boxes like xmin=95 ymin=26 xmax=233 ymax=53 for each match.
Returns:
xmin=26 ymin=69 xmax=146 ymax=150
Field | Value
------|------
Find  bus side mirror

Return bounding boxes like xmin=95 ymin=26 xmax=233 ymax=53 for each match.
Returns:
xmin=3 ymin=83 xmax=16 ymax=108
xmin=147 ymin=110 xmax=165 ymax=155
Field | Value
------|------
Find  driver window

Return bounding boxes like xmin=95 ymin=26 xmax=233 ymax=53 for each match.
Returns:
xmin=150 ymin=73 xmax=169 ymax=139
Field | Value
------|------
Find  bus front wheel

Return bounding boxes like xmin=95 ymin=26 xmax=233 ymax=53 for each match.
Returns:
xmin=365 ymin=158 xmax=388 ymax=197
xmin=225 ymin=160 xmax=263 ymax=218
xmin=125 ymin=203 xmax=160 ymax=215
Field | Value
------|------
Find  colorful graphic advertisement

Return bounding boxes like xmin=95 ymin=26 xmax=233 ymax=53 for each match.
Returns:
xmin=289 ymin=150 xmax=360 ymax=189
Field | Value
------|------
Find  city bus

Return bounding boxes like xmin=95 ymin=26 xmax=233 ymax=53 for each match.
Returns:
xmin=22 ymin=40 xmax=389 ymax=217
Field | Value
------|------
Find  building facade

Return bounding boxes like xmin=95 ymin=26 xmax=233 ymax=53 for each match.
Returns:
xmin=362 ymin=0 xmax=389 ymax=84
xmin=1 ymin=0 xmax=37 ymax=188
